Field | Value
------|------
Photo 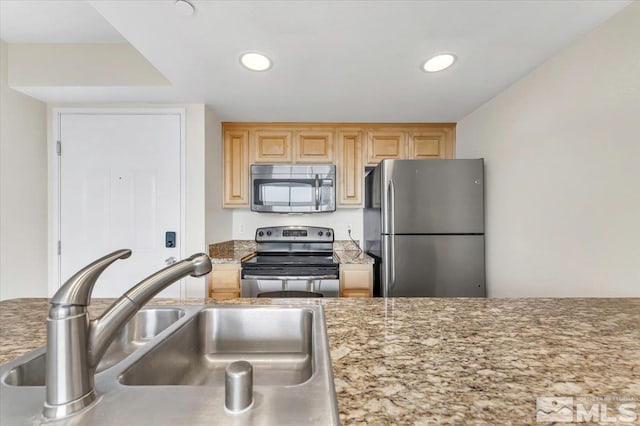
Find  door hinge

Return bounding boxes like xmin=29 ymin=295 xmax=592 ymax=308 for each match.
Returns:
xmin=56 ymin=141 xmax=61 ymax=156
xmin=57 ymin=241 xmax=61 ymax=255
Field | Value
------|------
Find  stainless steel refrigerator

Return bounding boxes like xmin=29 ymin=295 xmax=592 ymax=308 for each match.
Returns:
xmin=364 ymin=159 xmax=485 ymax=297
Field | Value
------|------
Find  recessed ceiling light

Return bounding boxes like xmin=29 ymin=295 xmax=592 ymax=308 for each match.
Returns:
xmin=175 ymin=0 xmax=195 ymax=16
xmin=422 ymin=53 xmax=456 ymax=73
xmin=240 ymin=52 xmax=272 ymax=72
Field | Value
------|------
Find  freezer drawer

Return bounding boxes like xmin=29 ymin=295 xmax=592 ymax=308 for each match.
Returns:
xmin=381 ymin=235 xmax=485 ymax=297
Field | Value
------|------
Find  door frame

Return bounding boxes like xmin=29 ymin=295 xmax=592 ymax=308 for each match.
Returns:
xmin=49 ymin=108 xmax=187 ymax=297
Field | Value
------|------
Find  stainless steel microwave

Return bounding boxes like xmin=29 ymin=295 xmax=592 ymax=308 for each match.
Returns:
xmin=250 ymin=164 xmax=336 ymax=213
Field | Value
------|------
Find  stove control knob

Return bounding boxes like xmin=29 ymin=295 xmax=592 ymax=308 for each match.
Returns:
xmin=318 ymin=231 xmax=323 ymax=236
xmin=326 ymin=231 xmax=332 ymax=237
xmin=266 ymin=231 xmax=272 ymax=236
xmin=258 ymin=231 xmax=264 ymax=237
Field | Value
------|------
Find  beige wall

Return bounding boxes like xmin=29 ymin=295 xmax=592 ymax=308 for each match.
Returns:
xmin=204 ymin=108 xmax=233 ymax=244
xmin=0 ymin=40 xmax=48 ymax=300
xmin=183 ymin=105 xmax=207 ymax=298
xmin=8 ymin=43 xmax=169 ymax=87
xmin=231 ymin=210 xmax=363 ymax=243
xmin=456 ymin=3 xmax=640 ymax=297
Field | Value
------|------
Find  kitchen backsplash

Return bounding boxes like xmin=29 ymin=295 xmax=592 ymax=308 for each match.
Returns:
xmin=230 ymin=209 xmax=364 ymax=241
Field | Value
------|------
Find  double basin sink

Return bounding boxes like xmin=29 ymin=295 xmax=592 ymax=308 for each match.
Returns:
xmin=0 ymin=304 xmax=338 ymax=425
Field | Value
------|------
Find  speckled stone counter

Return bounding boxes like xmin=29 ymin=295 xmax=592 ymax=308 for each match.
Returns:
xmin=208 ymin=240 xmax=255 ymax=263
xmin=4 ymin=298 xmax=638 ymax=425
xmin=333 ymin=240 xmax=374 ymax=264
xmin=208 ymin=239 xmax=374 ymax=264
xmin=333 ymin=250 xmax=375 ymax=264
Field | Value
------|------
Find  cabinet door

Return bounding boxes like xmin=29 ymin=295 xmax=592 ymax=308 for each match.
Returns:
xmin=409 ymin=127 xmax=455 ymax=159
xmin=366 ymin=130 xmax=407 ymax=165
xmin=337 ymin=131 xmax=363 ymax=206
xmin=252 ymin=130 xmax=292 ymax=163
xmin=339 ymin=264 xmax=373 ymax=297
xmin=223 ymin=130 xmax=249 ymax=207
xmin=294 ymin=130 xmax=334 ymax=163
xmin=208 ymin=264 xmax=241 ymax=298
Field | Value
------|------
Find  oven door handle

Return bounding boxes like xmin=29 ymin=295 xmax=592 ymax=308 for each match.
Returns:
xmin=314 ymin=174 xmax=320 ymax=210
xmin=243 ymin=274 xmax=338 ymax=280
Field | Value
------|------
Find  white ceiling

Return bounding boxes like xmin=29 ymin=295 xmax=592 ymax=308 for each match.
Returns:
xmin=1 ymin=0 xmax=633 ymax=122
xmin=0 ymin=0 xmax=125 ymax=43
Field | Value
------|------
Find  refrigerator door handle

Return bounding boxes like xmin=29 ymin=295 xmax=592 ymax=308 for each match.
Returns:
xmin=382 ymin=236 xmax=397 ymax=295
xmin=389 ymin=236 xmax=396 ymax=290
xmin=387 ymin=179 xmax=395 ymax=235
xmin=314 ymin=174 xmax=320 ymax=210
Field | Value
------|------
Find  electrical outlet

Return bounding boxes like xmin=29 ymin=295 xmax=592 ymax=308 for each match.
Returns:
xmin=347 ymin=224 xmax=352 ymax=232
xmin=239 ymin=224 xmax=244 ymax=233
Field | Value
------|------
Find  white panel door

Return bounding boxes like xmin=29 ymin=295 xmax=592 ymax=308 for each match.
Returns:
xmin=59 ymin=113 xmax=182 ymax=298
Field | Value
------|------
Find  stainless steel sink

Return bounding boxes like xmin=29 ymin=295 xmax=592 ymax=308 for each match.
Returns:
xmin=121 ymin=306 xmax=313 ymax=386
xmin=97 ymin=307 xmax=184 ymax=372
xmin=2 ymin=351 xmax=46 ymax=387
xmin=0 ymin=304 xmax=339 ymax=425
xmin=2 ymin=307 xmax=184 ymax=387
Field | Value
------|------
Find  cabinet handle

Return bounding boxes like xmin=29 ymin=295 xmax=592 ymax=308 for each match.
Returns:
xmin=387 ymin=179 xmax=396 ymax=291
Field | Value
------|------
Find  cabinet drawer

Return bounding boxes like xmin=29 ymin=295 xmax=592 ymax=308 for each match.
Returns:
xmin=209 ymin=290 xmax=241 ymax=299
xmin=341 ymin=289 xmax=372 ymax=298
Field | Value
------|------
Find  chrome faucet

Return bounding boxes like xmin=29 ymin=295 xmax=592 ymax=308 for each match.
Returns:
xmin=43 ymin=249 xmax=212 ymax=419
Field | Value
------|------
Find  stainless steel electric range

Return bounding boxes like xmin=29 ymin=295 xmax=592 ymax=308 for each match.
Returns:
xmin=241 ymin=226 xmax=339 ymax=297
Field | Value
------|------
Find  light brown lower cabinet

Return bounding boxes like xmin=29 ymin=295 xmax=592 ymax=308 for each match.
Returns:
xmin=208 ymin=262 xmax=373 ymax=298
xmin=339 ymin=263 xmax=373 ymax=297
xmin=208 ymin=264 xmax=241 ymax=298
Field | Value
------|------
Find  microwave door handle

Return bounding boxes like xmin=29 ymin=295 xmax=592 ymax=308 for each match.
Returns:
xmin=314 ymin=174 xmax=320 ymax=210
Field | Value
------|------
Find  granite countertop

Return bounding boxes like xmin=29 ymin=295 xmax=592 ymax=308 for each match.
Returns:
xmin=209 ymin=239 xmax=374 ymax=265
xmin=333 ymin=240 xmax=375 ymax=265
xmin=333 ymin=250 xmax=374 ymax=265
xmin=2 ymin=297 xmax=639 ymax=424
xmin=208 ymin=240 xmax=255 ymax=264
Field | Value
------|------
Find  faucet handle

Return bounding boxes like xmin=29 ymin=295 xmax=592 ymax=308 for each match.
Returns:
xmin=50 ymin=249 xmax=132 ymax=307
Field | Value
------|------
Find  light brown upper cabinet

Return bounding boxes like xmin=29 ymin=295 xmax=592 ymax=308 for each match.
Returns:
xmin=409 ymin=126 xmax=455 ymax=159
xmin=366 ymin=130 xmax=407 ymax=165
xmin=336 ymin=131 xmax=363 ymax=206
xmin=223 ymin=129 xmax=250 ymax=207
xmin=252 ymin=130 xmax=292 ymax=163
xmin=294 ymin=130 xmax=334 ymax=163
xmin=221 ymin=123 xmax=455 ymax=208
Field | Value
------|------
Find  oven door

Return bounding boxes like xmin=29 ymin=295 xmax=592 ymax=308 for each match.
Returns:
xmin=241 ymin=276 xmax=340 ymax=297
xmin=251 ymin=165 xmax=336 ymax=213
